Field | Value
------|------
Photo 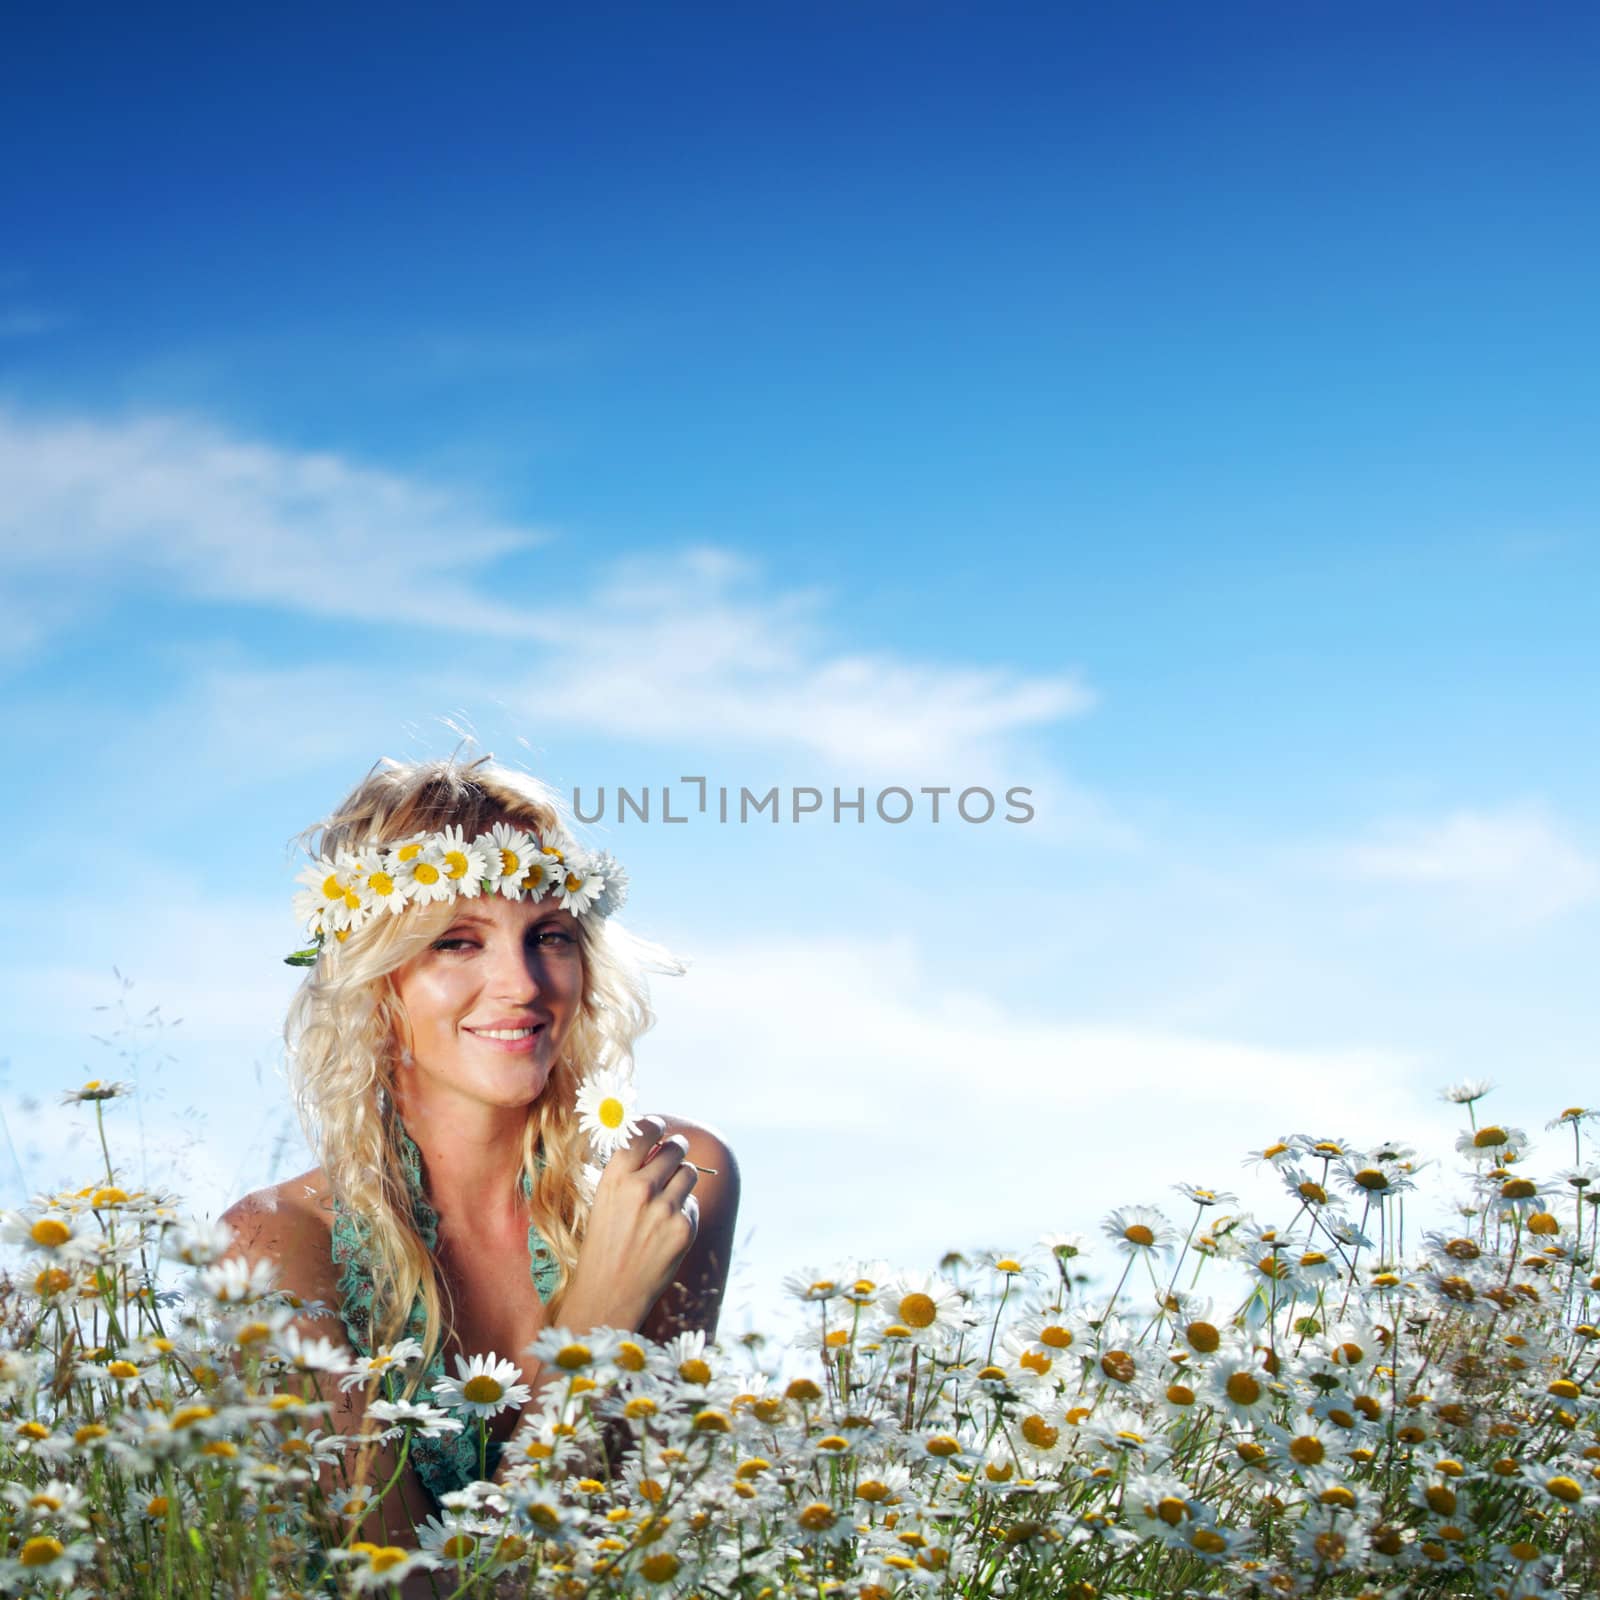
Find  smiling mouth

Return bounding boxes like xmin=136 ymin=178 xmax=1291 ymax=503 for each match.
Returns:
xmin=467 ymin=1025 xmax=545 ymax=1041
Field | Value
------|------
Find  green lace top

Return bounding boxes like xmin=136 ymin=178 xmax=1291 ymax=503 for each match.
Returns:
xmin=330 ymin=1121 xmax=560 ymax=1504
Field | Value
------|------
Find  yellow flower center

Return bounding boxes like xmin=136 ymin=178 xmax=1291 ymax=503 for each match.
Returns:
xmin=1020 ymin=1415 xmax=1058 ymax=1450
xmin=1186 ymin=1321 xmax=1221 ymax=1353
xmin=499 ymin=848 xmax=521 ymax=876
xmin=679 ymin=1358 xmax=711 ymax=1384
xmin=555 ymin=1344 xmax=591 ymax=1369
xmin=107 ymin=1360 xmax=139 ymax=1379
xmin=1166 ymin=1383 xmax=1196 ymax=1406
xmin=1123 ymin=1224 xmax=1155 ymax=1246
xmin=1425 ymin=1485 xmax=1456 ymax=1516
xmin=924 ymin=1434 xmax=960 ymax=1457
xmin=898 ymin=1292 xmax=937 ymax=1328
xmin=1226 ymin=1372 xmax=1262 ymax=1405
xmin=369 ymin=870 xmax=396 ymax=895
xmin=413 ymin=861 xmax=441 ymax=885
xmin=1547 ymin=1476 xmax=1582 ymax=1503
xmin=20 ymin=1537 xmax=65 ymax=1568
xmin=462 ymin=1376 xmax=504 ymax=1404
xmin=30 ymin=1218 xmax=71 ymax=1248
xmin=640 ymin=1553 xmax=681 ymax=1583
xmin=321 ymin=873 xmax=343 ymax=899
xmin=397 ymin=843 xmax=424 ymax=861
xmin=368 ymin=1548 xmax=410 ymax=1573
xmin=616 ymin=1340 xmax=646 ymax=1371
xmin=598 ymin=1097 xmax=626 ymax=1129
xmin=1019 ymin=1349 xmax=1051 ymax=1376
xmin=1038 ymin=1324 xmax=1074 ymax=1348
xmin=443 ymin=850 xmax=470 ymax=878
xmin=798 ymin=1502 xmax=836 ymax=1532
xmin=1474 ymin=1126 xmax=1509 ymax=1146
xmin=1289 ymin=1436 xmax=1325 ymax=1465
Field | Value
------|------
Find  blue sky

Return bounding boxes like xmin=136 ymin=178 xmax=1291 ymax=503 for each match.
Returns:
xmin=2 ymin=4 xmax=1596 ymax=1330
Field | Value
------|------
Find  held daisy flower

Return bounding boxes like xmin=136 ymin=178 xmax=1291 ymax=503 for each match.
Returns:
xmin=431 ymin=1352 xmax=532 ymax=1420
xmin=575 ymin=1065 xmax=643 ymax=1158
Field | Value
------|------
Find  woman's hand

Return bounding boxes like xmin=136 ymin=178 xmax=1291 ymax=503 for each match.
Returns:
xmin=559 ymin=1115 xmax=700 ymax=1332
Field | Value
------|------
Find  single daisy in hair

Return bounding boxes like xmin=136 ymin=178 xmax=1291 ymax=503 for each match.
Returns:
xmin=575 ymin=1065 xmax=642 ymax=1158
xmin=393 ymin=843 xmax=456 ymax=905
xmin=431 ymin=1352 xmax=531 ymax=1420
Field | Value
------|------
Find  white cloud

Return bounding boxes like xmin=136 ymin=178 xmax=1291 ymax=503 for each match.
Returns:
xmin=513 ymin=545 xmax=1096 ymax=778
xmin=0 ymin=405 xmax=552 ymax=644
xmin=1340 ymin=803 xmax=1600 ymax=929
xmin=643 ymin=931 xmax=1478 ymax=1305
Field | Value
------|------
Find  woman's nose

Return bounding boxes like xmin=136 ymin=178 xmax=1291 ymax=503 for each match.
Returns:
xmin=487 ymin=935 xmax=541 ymax=999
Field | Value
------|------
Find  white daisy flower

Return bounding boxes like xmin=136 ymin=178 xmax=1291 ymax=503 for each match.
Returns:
xmin=575 ymin=1065 xmax=643 ymax=1158
xmin=1102 ymin=1204 xmax=1181 ymax=1258
xmin=875 ymin=1270 xmax=970 ymax=1349
xmin=431 ymin=1351 xmax=531 ymax=1420
xmin=435 ymin=824 xmax=491 ymax=894
xmin=1206 ymin=1341 xmax=1279 ymax=1423
xmin=160 ymin=1219 xmax=236 ymax=1267
xmin=514 ymin=850 xmax=561 ymax=902
xmin=0 ymin=1477 xmax=88 ymax=1526
xmin=366 ymin=1398 xmax=464 ymax=1441
xmin=277 ymin=1326 xmax=353 ymax=1376
xmin=590 ymin=851 xmax=630 ymax=917
xmin=196 ymin=1255 xmax=279 ymax=1305
xmin=392 ymin=842 xmax=456 ymax=905
xmin=326 ymin=1544 xmax=441 ymax=1592
xmin=527 ymin=1325 xmax=624 ymax=1377
xmin=416 ymin=1514 xmax=486 ymax=1563
xmin=339 ymin=1336 xmax=427 ymax=1393
xmin=292 ymin=856 xmax=352 ymax=935
xmin=1455 ymin=1123 xmax=1529 ymax=1162
xmin=484 ymin=822 xmax=538 ymax=895
xmin=346 ymin=846 xmax=412 ymax=918
xmin=554 ymin=854 xmax=606 ymax=916
xmin=0 ymin=1211 xmax=94 ymax=1262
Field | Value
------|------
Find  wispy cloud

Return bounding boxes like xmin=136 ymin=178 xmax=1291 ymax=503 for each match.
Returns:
xmin=0 ymin=405 xmax=552 ymax=646
xmin=1340 ymin=803 xmax=1600 ymax=929
xmin=513 ymin=546 xmax=1095 ymax=776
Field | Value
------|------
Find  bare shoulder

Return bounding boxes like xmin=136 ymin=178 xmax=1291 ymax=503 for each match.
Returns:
xmin=219 ymin=1167 xmax=339 ymax=1306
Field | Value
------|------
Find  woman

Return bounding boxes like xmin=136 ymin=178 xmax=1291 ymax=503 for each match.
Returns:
xmin=219 ymin=754 xmax=739 ymax=1555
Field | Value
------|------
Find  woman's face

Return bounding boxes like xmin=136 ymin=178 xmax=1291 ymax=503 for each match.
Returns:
xmin=389 ymin=893 xmax=585 ymax=1111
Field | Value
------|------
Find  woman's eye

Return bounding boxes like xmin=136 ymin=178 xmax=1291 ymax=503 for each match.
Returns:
xmin=535 ymin=931 xmax=575 ymax=946
xmin=432 ymin=938 xmax=479 ymax=952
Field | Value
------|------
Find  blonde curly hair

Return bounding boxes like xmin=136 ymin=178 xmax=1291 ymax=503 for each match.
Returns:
xmin=284 ymin=755 xmax=680 ymax=1392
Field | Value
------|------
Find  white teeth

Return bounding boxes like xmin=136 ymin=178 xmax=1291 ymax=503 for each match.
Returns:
xmin=472 ymin=1027 xmax=539 ymax=1041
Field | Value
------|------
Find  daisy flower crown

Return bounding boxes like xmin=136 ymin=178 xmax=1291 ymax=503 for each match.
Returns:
xmin=285 ymin=822 xmax=628 ymax=967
